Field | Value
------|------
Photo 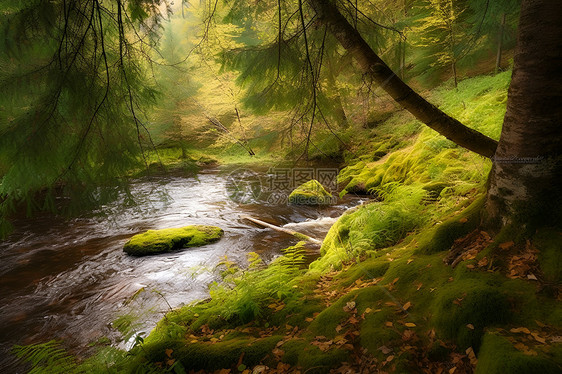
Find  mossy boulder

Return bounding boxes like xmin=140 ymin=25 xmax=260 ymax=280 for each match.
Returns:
xmin=288 ymin=179 xmax=333 ymax=205
xmin=123 ymin=225 xmax=223 ymax=256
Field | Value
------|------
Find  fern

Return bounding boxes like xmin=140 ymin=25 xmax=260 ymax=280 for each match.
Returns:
xmin=12 ymin=341 xmax=81 ymax=374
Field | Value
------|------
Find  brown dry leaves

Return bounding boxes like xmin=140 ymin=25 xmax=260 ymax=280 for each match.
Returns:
xmin=506 ymin=240 xmax=539 ymax=280
xmin=315 ymin=271 xmax=383 ymax=306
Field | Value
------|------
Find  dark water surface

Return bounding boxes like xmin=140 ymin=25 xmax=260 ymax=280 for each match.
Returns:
xmin=0 ymin=167 xmax=364 ymax=370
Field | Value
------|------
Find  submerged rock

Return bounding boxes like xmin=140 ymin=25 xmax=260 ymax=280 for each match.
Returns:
xmin=288 ymin=179 xmax=333 ymax=205
xmin=123 ymin=225 xmax=223 ymax=256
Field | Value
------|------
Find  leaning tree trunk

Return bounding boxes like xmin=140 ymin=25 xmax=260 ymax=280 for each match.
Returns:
xmin=307 ymin=0 xmax=498 ymax=158
xmin=483 ymin=0 xmax=562 ymax=231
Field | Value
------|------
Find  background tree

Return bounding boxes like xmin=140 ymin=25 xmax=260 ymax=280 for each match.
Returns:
xmin=411 ymin=0 xmax=467 ymax=87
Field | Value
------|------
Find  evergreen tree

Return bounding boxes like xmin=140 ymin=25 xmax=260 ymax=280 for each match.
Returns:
xmin=0 ymin=0 xmax=169 ymax=235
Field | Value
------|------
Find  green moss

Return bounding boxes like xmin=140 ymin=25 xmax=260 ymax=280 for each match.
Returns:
xmin=135 ymin=335 xmax=282 ymax=372
xmin=308 ymin=298 xmax=351 ymax=338
xmin=334 ymin=257 xmax=390 ymax=287
xmin=288 ymin=179 xmax=333 ymax=205
xmin=535 ymin=228 xmax=562 ymax=283
xmin=430 ymin=279 xmax=511 ymax=349
xmin=360 ymin=308 xmax=401 ymax=356
xmin=123 ymin=225 xmax=223 ymax=256
xmin=415 ymin=196 xmax=484 ymax=255
xmin=476 ymin=333 xmax=561 ymax=374
xmin=282 ymin=340 xmax=349 ymax=372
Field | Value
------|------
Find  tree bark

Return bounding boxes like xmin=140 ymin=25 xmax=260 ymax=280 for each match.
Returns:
xmin=484 ymin=0 xmax=562 ymax=230
xmin=307 ymin=0 xmax=498 ymax=158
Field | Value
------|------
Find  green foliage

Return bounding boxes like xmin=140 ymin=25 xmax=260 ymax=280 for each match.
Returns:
xmin=411 ymin=0 xmax=467 ymax=82
xmin=144 ymin=242 xmax=307 ymax=339
xmin=0 ymin=0 xmax=170 ymax=236
xmin=432 ymin=70 xmax=511 ymax=139
xmin=12 ymin=341 xmax=79 ymax=374
xmin=408 ymin=0 xmax=520 ymax=83
xmin=313 ymin=184 xmax=428 ymax=272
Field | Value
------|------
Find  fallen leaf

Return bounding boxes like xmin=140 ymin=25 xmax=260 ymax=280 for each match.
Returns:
xmin=459 ymin=217 xmax=468 ymax=223
xmin=365 ymin=307 xmax=372 ymax=314
xmin=165 ymin=349 xmax=173 ymax=358
xmin=385 ymin=321 xmax=393 ymax=327
xmin=453 ymin=297 xmax=464 ymax=306
xmin=527 ymin=274 xmax=538 ymax=280
xmin=402 ymin=330 xmax=416 ymax=341
xmin=478 ymin=257 xmax=489 ymax=267
xmin=305 ymin=317 xmax=314 ymax=322
xmin=403 ymin=302 xmax=412 ymax=311
xmin=499 ymin=241 xmax=514 ymax=250
xmin=535 ymin=320 xmax=546 ymax=327
xmin=334 ymin=335 xmax=347 ymax=343
xmin=378 ymin=345 xmax=392 ymax=354
xmin=510 ymin=327 xmax=531 ymax=334
xmin=335 ymin=325 xmax=342 ymax=333
xmin=467 ymin=324 xmax=475 ymax=330
xmin=343 ymin=301 xmax=356 ymax=312
xmin=404 ymin=322 xmax=416 ymax=328
xmin=407 ymin=258 xmax=414 ymax=264
xmin=531 ymin=332 xmax=546 ymax=344
xmin=466 ymin=347 xmax=478 ymax=365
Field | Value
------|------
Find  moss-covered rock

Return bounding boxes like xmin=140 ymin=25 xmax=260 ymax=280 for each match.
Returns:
xmin=288 ymin=180 xmax=333 ymax=205
xmin=123 ymin=225 xmax=223 ymax=256
xmin=476 ymin=333 xmax=561 ymax=374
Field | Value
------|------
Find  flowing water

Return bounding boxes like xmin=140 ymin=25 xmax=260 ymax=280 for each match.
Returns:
xmin=0 ymin=167 xmax=364 ymax=371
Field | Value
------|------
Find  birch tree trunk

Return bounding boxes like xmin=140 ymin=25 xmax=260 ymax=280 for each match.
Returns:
xmin=484 ymin=0 xmax=562 ymax=230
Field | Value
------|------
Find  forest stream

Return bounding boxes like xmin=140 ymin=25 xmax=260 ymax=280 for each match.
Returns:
xmin=0 ymin=166 xmax=363 ymax=370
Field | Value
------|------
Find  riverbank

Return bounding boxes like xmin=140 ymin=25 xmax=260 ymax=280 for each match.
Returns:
xmin=12 ymin=72 xmax=562 ymax=373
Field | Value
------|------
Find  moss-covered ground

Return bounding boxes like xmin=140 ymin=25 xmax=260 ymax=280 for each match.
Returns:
xmin=15 ymin=72 xmax=562 ymax=373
